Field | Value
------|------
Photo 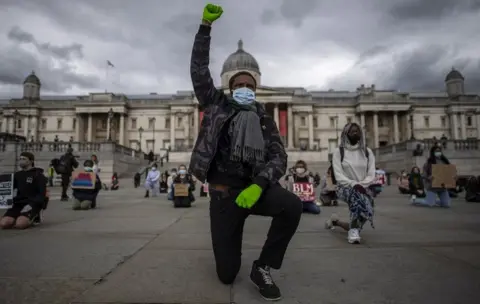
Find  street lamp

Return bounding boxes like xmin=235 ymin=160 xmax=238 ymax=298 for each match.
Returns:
xmin=138 ymin=126 xmax=144 ymax=151
xmin=107 ymin=108 xmax=114 ymax=141
xmin=13 ymin=109 xmax=19 ymax=173
xmin=152 ymin=117 xmax=156 ymax=153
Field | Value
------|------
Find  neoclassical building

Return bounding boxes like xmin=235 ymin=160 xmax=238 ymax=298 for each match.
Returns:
xmin=1 ymin=40 xmax=480 ymax=161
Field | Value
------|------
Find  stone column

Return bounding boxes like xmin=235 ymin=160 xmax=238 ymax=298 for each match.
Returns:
xmin=360 ymin=113 xmax=366 ymax=132
xmin=393 ymin=112 xmax=399 ymax=143
xmin=106 ymin=114 xmax=112 ymax=141
xmin=287 ymin=104 xmax=294 ymax=149
xmin=75 ymin=115 xmax=81 ymax=141
xmin=184 ymin=114 xmax=190 ymax=147
xmin=373 ymin=112 xmax=379 ymax=148
xmin=31 ymin=116 xmax=37 ymax=141
xmin=193 ymin=106 xmax=199 ymax=140
xmin=23 ymin=116 xmax=29 ymax=138
xmin=460 ymin=113 xmax=467 ymax=140
xmin=170 ymin=112 xmax=175 ymax=150
xmin=8 ymin=117 xmax=14 ymax=134
xmin=308 ymin=112 xmax=314 ymax=150
xmin=450 ymin=113 xmax=459 ymax=139
xmin=2 ymin=116 xmax=7 ymax=132
xmin=477 ymin=112 xmax=480 ymax=139
xmin=119 ymin=114 xmax=125 ymax=145
xmin=273 ymin=103 xmax=279 ymax=127
xmin=87 ymin=113 xmax=93 ymax=142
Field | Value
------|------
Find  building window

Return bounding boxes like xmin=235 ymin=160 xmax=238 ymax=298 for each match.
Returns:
xmin=16 ymin=119 xmax=22 ymax=129
xmin=131 ymin=118 xmax=137 ymax=129
xmin=101 ymin=120 xmax=107 ymax=129
xmin=165 ymin=118 xmax=171 ymax=129
xmin=329 ymin=117 xmax=335 ymax=128
xmin=313 ymin=117 xmax=318 ymax=128
xmin=148 ymin=118 xmax=155 ymax=129
xmin=177 ymin=117 xmax=183 ymax=127
xmin=57 ymin=118 xmax=63 ymax=130
xmin=441 ymin=116 xmax=446 ymax=127
xmin=300 ymin=116 xmax=306 ymax=126
xmin=72 ymin=118 xmax=76 ymax=130
xmin=467 ymin=116 xmax=473 ymax=126
xmin=346 ymin=116 xmax=352 ymax=123
xmin=41 ymin=119 xmax=47 ymax=130
xmin=424 ymin=116 xmax=430 ymax=128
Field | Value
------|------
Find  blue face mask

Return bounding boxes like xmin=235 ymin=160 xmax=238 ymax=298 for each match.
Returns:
xmin=84 ymin=167 xmax=93 ymax=172
xmin=232 ymin=87 xmax=255 ymax=105
xmin=434 ymin=152 xmax=442 ymax=158
xmin=178 ymin=169 xmax=187 ymax=175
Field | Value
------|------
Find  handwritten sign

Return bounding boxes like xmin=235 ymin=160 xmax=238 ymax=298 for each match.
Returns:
xmin=71 ymin=170 xmax=96 ymax=190
xmin=174 ymin=183 xmax=189 ymax=197
xmin=375 ymin=170 xmax=386 ymax=185
xmin=432 ymin=164 xmax=457 ymax=189
xmin=0 ymin=173 xmax=14 ymax=209
xmin=292 ymin=182 xmax=316 ymax=202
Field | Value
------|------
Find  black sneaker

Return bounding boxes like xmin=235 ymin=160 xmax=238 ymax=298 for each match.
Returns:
xmin=250 ymin=261 xmax=282 ymax=301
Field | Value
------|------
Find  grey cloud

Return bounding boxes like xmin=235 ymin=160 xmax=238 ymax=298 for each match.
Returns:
xmin=7 ymin=26 xmax=83 ymax=60
xmin=389 ymin=0 xmax=480 ymax=21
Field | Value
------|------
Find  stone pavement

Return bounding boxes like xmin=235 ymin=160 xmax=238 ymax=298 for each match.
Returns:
xmin=1 ymin=185 xmax=480 ymax=304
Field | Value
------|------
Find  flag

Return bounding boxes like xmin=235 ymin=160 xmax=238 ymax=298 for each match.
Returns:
xmin=107 ymin=60 xmax=115 ymax=68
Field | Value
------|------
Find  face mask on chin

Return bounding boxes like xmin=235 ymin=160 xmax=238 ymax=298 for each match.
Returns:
xmin=232 ymin=87 xmax=255 ymax=105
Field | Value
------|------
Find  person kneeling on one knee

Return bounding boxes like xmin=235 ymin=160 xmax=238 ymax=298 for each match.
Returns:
xmin=188 ymin=6 xmax=303 ymax=300
xmin=286 ymin=160 xmax=321 ymax=214
xmin=72 ymin=160 xmax=102 ymax=210
xmin=0 ymin=152 xmax=47 ymax=229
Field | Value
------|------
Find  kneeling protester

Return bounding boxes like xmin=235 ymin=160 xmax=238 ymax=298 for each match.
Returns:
xmin=71 ymin=160 xmax=102 ymax=210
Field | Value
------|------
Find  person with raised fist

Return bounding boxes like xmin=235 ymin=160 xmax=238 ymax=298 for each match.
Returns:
xmin=188 ymin=3 xmax=302 ymax=301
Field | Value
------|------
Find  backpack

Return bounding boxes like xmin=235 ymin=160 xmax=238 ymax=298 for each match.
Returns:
xmin=330 ymin=147 xmax=370 ymax=185
xmin=55 ymin=155 xmax=70 ymax=174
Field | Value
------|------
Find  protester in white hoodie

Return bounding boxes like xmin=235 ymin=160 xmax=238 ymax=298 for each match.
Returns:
xmin=144 ymin=163 xmax=160 ymax=197
xmin=324 ymin=122 xmax=376 ymax=244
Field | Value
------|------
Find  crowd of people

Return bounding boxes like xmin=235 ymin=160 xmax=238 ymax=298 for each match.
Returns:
xmin=1 ymin=4 xmax=479 ymax=302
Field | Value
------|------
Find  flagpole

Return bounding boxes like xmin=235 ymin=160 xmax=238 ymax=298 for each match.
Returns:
xmin=105 ymin=60 xmax=109 ymax=93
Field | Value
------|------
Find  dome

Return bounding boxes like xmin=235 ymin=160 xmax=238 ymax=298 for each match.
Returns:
xmin=23 ymin=71 xmax=41 ymax=86
xmin=445 ymin=67 xmax=464 ymax=82
xmin=221 ymin=40 xmax=261 ymax=75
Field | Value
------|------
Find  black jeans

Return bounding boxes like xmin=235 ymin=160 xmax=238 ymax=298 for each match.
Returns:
xmin=61 ymin=174 xmax=70 ymax=198
xmin=209 ymin=183 xmax=302 ymax=284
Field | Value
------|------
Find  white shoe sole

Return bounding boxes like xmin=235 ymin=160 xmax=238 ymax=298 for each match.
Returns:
xmin=250 ymin=277 xmax=282 ymax=301
xmin=348 ymin=238 xmax=361 ymax=244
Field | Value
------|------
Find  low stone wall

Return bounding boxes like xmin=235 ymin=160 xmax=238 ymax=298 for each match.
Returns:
xmin=0 ymin=141 xmax=148 ymax=181
xmin=373 ymin=139 xmax=480 ymax=176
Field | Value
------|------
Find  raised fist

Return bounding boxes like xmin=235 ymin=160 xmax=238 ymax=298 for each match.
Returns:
xmin=203 ymin=3 xmax=223 ymax=23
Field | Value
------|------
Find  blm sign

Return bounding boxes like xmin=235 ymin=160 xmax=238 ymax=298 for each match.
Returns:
xmin=0 ymin=173 xmax=14 ymax=209
xmin=292 ymin=182 xmax=315 ymax=202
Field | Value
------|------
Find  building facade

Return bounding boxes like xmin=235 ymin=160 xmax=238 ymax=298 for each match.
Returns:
xmin=1 ymin=40 xmax=480 ymax=160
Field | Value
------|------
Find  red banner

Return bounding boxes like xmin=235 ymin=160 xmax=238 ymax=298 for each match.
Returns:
xmin=199 ymin=111 xmax=204 ymax=125
xmin=292 ymin=182 xmax=315 ymax=202
xmin=279 ymin=110 xmax=287 ymax=137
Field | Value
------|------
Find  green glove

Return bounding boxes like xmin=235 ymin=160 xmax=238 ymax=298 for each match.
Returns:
xmin=203 ymin=3 xmax=223 ymax=24
xmin=235 ymin=184 xmax=262 ymax=209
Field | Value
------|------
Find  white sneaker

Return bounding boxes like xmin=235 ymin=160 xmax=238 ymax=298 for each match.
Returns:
xmin=411 ymin=195 xmax=416 ymax=203
xmin=324 ymin=213 xmax=339 ymax=230
xmin=347 ymin=228 xmax=361 ymax=244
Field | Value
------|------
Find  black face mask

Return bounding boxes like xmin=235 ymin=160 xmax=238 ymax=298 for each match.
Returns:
xmin=348 ymin=135 xmax=360 ymax=145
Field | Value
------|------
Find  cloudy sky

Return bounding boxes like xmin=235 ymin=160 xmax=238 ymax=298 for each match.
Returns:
xmin=0 ymin=0 xmax=479 ymax=97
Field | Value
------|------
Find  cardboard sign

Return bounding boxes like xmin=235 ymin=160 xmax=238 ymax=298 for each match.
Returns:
xmin=325 ymin=176 xmax=336 ymax=191
xmin=0 ymin=173 xmax=14 ymax=209
xmin=432 ymin=164 xmax=457 ymax=189
xmin=292 ymin=182 xmax=316 ymax=202
xmin=174 ymin=183 xmax=189 ymax=197
xmin=71 ymin=170 xmax=96 ymax=190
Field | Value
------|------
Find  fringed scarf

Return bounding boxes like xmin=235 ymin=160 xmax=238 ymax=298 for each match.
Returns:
xmin=228 ymin=100 xmax=264 ymax=165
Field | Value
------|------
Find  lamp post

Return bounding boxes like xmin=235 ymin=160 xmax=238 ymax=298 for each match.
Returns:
xmin=152 ymin=117 xmax=156 ymax=153
xmin=13 ymin=109 xmax=19 ymax=173
xmin=138 ymin=126 xmax=144 ymax=151
xmin=107 ymin=108 xmax=114 ymax=141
